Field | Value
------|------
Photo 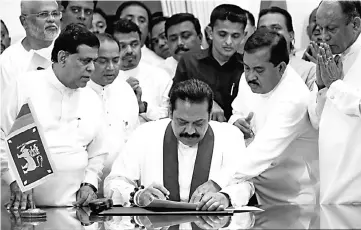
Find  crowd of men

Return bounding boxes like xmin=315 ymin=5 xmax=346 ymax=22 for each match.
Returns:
xmin=1 ymin=0 xmax=360 ymax=212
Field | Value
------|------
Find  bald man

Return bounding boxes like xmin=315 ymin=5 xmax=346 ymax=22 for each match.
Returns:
xmin=0 ymin=0 xmax=61 ymax=98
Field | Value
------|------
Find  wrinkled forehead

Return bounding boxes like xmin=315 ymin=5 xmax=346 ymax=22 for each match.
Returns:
xmin=99 ymin=40 xmax=120 ymax=55
xmin=168 ymin=21 xmax=197 ymax=36
xmin=120 ymin=5 xmax=148 ymax=20
xmin=244 ymin=48 xmax=272 ymax=67
xmin=22 ymin=0 xmax=58 ymax=14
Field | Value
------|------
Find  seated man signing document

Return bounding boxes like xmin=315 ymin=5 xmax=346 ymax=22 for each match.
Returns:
xmin=104 ymin=79 xmax=254 ymax=210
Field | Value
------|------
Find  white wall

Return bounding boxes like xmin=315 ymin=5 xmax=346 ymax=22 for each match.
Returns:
xmin=0 ymin=0 xmax=25 ymax=45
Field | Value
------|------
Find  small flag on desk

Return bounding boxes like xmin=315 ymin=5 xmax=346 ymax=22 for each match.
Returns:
xmin=5 ymin=101 xmax=56 ymax=192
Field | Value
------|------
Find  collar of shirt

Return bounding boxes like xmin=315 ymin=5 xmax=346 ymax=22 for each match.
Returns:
xmin=121 ymin=62 xmax=142 ymax=80
xmin=87 ymin=79 xmax=110 ymax=97
xmin=339 ymin=34 xmax=361 ymax=61
xmin=194 ymin=46 xmax=243 ymax=66
xmin=45 ymin=66 xmax=77 ymax=95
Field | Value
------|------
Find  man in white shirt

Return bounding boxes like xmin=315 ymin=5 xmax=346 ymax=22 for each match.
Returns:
xmin=1 ymin=24 xmax=107 ymax=209
xmin=258 ymin=7 xmax=316 ymax=90
xmin=162 ymin=13 xmax=203 ymax=78
xmin=203 ymin=28 xmax=319 ymax=207
xmin=308 ymin=0 xmax=361 ymax=204
xmin=0 ymin=0 xmax=61 ymax=99
xmin=113 ymin=19 xmax=173 ymax=124
xmin=115 ymin=1 xmax=164 ymax=66
xmin=104 ymin=79 xmax=253 ymax=210
xmin=59 ymin=1 xmax=97 ymax=30
xmin=87 ymin=33 xmax=139 ymax=195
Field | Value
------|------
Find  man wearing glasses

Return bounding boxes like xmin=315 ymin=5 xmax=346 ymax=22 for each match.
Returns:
xmin=0 ymin=0 xmax=61 ymax=102
xmin=60 ymin=1 xmax=97 ymax=30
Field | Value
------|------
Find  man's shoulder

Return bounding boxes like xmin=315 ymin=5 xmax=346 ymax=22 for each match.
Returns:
xmin=140 ymin=61 xmax=172 ymax=81
xmin=210 ymin=121 xmax=242 ymax=137
xmin=181 ymin=49 xmax=208 ymax=62
xmin=132 ymin=118 xmax=171 ymax=138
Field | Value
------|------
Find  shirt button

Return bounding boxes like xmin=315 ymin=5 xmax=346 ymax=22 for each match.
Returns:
xmin=330 ymin=95 xmax=335 ymax=99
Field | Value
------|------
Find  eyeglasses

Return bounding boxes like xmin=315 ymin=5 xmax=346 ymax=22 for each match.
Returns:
xmin=22 ymin=10 xmax=62 ymax=19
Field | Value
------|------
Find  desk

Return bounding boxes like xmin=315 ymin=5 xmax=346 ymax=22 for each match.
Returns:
xmin=2 ymin=205 xmax=361 ymax=229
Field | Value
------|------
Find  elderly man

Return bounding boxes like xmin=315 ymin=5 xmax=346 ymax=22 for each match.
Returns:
xmin=258 ymin=7 xmax=316 ymax=90
xmin=104 ymin=79 xmax=253 ymax=211
xmin=113 ymin=19 xmax=172 ymax=124
xmin=1 ymin=24 xmax=107 ymax=209
xmin=308 ymin=0 xmax=361 ymax=204
xmin=87 ymin=33 xmax=139 ymax=195
xmin=173 ymin=4 xmax=247 ymax=122
xmin=0 ymin=0 xmax=61 ymax=99
xmin=1 ymin=20 xmax=11 ymax=54
xmin=60 ymin=1 xmax=97 ymax=30
xmin=115 ymin=1 xmax=164 ymax=66
xmin=203 ymin=28 xmax=319 ymax=207
xmin=150 ymin=16 xmax=170 ymax=60
xmin=162 ymin=13 xmax=203 ymax=78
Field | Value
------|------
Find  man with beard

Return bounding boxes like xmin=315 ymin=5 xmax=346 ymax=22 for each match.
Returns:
xmin=1 ymin=20 xmax=11 ymax=54
xmin=150 ymin=16 xmax=170 ymax=60
xmin=0 ymin=0 xmax=61 ymax=100
xmin=104 ymin=79 xmax=253 ymax=212
xmin=115 ymin=1 xmax=164 ymax=66
xmin=172 ymin=4 xmax=246 ymax=122
xmin=113 ymin=19 xmax=172 ymax=124
xmin=87 ymin=33 xmax=139 ymax=196
xmin=162 ymin=13 xmax=203 ymax=78
xmin=60 ymin=1 xmax=97 ymax=30
xmin=2 ymin=24 xmax=107 ymax=209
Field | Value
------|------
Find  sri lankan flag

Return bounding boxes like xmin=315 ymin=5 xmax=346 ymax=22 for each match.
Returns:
xmin=5 ymin=100 xmax=55 ymax=192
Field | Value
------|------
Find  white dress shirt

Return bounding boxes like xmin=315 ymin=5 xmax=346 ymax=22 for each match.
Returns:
xmin=119 ymin=61 xmax=173 ymax=124
xmin=161 ymin=56 xmax=178 ymax=79
xmin=104 ymin=118 xmax=254 ymax=207
xmin=0 ymin=38 xmax=53 ymax=99
xmin=87 ymin=77 xmax=139 ymax=173
xmin=1 ymin=66 xmax=107 ymax=206
xmin=226 ymin=66 xmax=319 ymax=205
xmin=308 ymin=35 xmax=361 ymax=204
xmin=141 ymin=46 xmax=164 ymax=66
xmin=290 ymin=55 xmax=316 ymax=90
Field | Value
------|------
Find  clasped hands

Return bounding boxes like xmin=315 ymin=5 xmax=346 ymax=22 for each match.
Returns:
xmin=306 ymin=41 xmax=344 ymax=89
xmin=137 ymin=181 xmax=230 ymax=211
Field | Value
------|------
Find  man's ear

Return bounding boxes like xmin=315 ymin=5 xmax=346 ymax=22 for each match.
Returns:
xmin=352 ymin=17 xmax=361 ymax=32
xmin=278 ymin=61 xmax=287 ymax=75
xmin=57 ymin=50 xmax=68 ymax=64
xmin=19 ymin=15 xmax=26 ymax=27
xmin=205 ymin=26 xmax=212 ymax=40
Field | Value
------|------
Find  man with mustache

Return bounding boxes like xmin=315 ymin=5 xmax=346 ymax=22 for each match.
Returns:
xmin=104 ymin=79 xmax=253 ymax=212
xmin=113 ymin=19 xmax=172 ymax=124
xmin=206 ymin=28 xmax=318 ymax=207
xmin=87 ymin=33 xmax=139 ymax=196
xmin=2 ymin=24 xmax=107 ymax=209
xmin=161 ymin=13 xmax=203 ymax=78
xmin=0 ymin=20 xmax=11 ymax=55
xmin=60 ymin=1 xmax=97 ymax=30
xmin=0 ymin=0 xmax=61 ymax=102
xmin=172 ymin=4 xmax=247 ymax=122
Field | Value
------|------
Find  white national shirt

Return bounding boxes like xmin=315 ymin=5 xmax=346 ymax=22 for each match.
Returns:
xmin=1 ymin=66 xmax=107 ymax=206
xmin=119 ymin=61 xmax=173 ymax=124
xmin=87 ymin=77 xmax=139 ymax=175
xmin=289 ymin=55 xmax=316 ymax=91
xmin=104 ymin=118 xmax=254 ymax=208
xmin=161 ymin=56 xmax=178 ymax=79
xmin=141 ymin=46 xmax=164 ymax=66
xmin=226 ymin=66 xmax=319 ymax=205
xmin=0 ymin=38 xmax=53 ymax=98
xmin=308 ymin=34 xmax=361 ymax=204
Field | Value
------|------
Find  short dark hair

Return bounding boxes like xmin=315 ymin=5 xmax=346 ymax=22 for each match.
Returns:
xmin=115 ymin=1 xmax=152 ymax=30
xmin=244 ymin=27 xmax=289 ymax=66
xmin=51 ymin=23 xmax=100 ymax=62
xmin=113 ymin=18 xmax=142 ymax=40
xmin=96 ymin=33 xmax=120 ymax=52
xmin=165 ymin=13 xmax=202 ymax=38
xmin=209 ymin=4 xmax=247 ymax=29
xmin=259 ymin=7 xmax=294 ymax=32
xmin=1 ymin=20 xmax=9 ymax=34
xmin=245 ymin=10 xmax=255 ymax=27
xmin=170 ymin=79 xmax=214 ymax=114
xmin=150 ymin=16 xmax=169 ymax=33
xmin=94 ymin=8 xmax=107 ymax=21
xmin=337 ymin=1 xmax=361 ymax=24
xmin=61 ymin=1 xmax=97 ymax=10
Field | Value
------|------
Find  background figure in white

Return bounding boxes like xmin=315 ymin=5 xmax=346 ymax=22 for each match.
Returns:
xmin=115 ymin=1 xmax=164 ymax=66
xmin=87 ymin=33 xmax=139 ymax=196
xmin=308 ymin=0 xmax=361 ymax=204
xmin=258 ymin=7 xmax=316 ymax=90
xmin=113 ymin=19 xmax=172 ymax=124
xmin=222 ymin=28 xmax=319 ymax=205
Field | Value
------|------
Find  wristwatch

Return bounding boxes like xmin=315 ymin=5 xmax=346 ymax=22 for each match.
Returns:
xmin=219 ymin=192 xmax=232 ymax=207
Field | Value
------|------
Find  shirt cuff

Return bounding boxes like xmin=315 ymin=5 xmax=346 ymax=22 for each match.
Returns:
xmin=83 ymin=171 xmax=99 ymax=190
xmin=327 ymin=80 xmax=361 ymax=117
xmin=220 ymin=182 xmax=255 ymax=208
xmin=2 ymin=170 xmax=16 ymax=185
